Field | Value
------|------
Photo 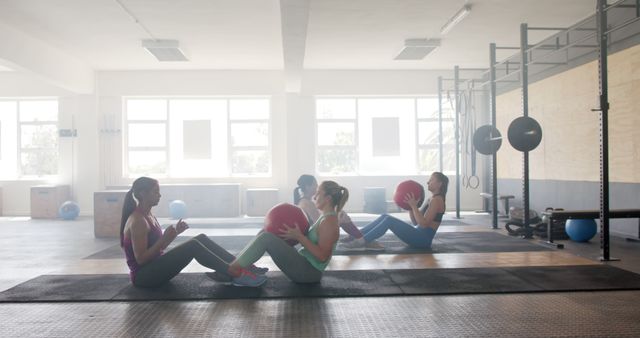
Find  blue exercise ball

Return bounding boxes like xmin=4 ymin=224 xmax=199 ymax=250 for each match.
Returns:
xmin=565 ymin=219 xmax=597 ymax=242
xmin=169 ymin=200 xmax=187 ymax=219
xmin=58 ymin=200 xmax=80 ymax=220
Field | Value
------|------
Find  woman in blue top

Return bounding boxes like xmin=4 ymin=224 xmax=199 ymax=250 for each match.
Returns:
xmin=359 ymin=172 xmax=448 ymax=250
xmin=227 ymin=180 xmax=349 ymax=286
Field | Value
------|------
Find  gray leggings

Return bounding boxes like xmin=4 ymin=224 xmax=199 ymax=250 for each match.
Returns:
xmin=134 ymin=233 xmax=233 ymax=288
xmin=235 ymin=232 xmax=322 ymax=283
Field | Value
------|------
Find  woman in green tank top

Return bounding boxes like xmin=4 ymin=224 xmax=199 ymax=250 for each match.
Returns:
xmin=227 ymin=180 xmax=349 ymax=286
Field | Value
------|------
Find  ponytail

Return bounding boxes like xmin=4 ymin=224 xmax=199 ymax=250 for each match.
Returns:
xmin=120 ymin=190 xmax=136 ymax=247
xmin=294 ymin=174 xmax=316 ymax=205
xmin=293 ymin=187 xmax=302 ymax=205
xmin=336 ymin=187 xmax=349 ymax=213
xmin=119 ymin=176 xmax=158 ymax=247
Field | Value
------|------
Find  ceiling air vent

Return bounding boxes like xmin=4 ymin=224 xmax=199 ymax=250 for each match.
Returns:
xmin=394 ymin=38 xmax=441 ymax=60
xmin=142 ymin=39 xmax=189 ymax=62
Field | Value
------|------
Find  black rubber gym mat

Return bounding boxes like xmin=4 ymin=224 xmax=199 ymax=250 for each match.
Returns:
xmin=2 ymin=265 xmax=640 ymax=302
xmin=180 ymin=219 xmax=469 ymax=229
xmin=83 ymin=231 xmax=552 ymax=260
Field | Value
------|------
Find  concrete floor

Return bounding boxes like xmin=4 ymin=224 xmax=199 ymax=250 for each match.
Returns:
xmin=1 ymin=213 xmax=639 ymax=337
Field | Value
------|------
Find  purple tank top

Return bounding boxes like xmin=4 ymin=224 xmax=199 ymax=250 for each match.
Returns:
xmin=123 ymin=211 xmax=164 ymax=282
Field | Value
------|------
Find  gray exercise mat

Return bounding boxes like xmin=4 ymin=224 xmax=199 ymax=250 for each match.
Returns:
xmin=2 ymin=265 xmax=640 ymax=302
xmin=83 ymin=231 xmax=551 ymax=260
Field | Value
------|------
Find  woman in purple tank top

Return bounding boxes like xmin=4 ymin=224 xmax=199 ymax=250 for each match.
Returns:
xmin=120 ymin=177 xmax=267 ymax=288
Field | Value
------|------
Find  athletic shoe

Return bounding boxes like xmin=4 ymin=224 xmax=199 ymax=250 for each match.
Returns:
xmin=365 ymin=240 xmax=386 ymax=251
xmin=249 ymin=265 xmax=269 ymax=275
xmin=205 ymin=271 xmax=233 ymax=284
xmin=338 ymin=237 xmax=366 ymax=251
xmin=232 ymin=269 xmax=268 ymax=287
xmin=339 ymin=236 xmax=356 ymax=243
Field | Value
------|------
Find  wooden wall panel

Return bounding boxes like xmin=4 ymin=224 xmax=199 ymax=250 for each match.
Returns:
xmin=496 ymin=44 xmax=640 ymax=183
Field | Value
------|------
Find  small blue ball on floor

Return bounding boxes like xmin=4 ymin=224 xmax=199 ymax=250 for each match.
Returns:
xmin=169 ymin=200 xmax=187 ymax=219
xmin=565 ymin=219 xmax=597 ymax=242
xmin=58 ymin=200 xmax=80 ymax=220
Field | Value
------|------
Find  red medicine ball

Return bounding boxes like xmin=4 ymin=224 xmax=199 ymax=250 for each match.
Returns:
xmin=393 ymin=180 xmax=425 ymax=210
xmin=263 ymin=203 xmax=310 ymax=246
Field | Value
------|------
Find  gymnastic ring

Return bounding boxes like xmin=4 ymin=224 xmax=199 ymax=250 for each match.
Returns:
xmin=467 ymin=175 xmax=480 ymax=189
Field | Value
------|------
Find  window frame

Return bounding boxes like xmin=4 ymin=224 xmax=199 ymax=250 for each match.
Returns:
xmin=123 ymin=96 xmax=272 ymax=178
xmin=315 ymin=96 xmax=455 ymax=176
xmin=0 ymin=97 xmax=59 ymax=179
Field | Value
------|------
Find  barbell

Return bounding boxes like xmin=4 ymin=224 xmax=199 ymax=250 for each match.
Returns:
xmin=473 ymin=116 xmax=542 ymax=155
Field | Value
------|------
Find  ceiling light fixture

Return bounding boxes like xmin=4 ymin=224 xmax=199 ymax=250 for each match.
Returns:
xmin=394 ymin=38 xmax=441 ymax=60
xmin=142 ymin=39 xmax=189 ymax=62
xmin=115 ymin=0 xmax=189 ymax=62
xmin=440 ymin=3 xmax=472 ymax=35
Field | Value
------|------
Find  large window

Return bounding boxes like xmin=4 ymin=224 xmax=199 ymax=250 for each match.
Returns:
xmin=124 ymin=97 xmax=270 ymax=178
xmin=315 ymin=97 xmax=455 ymax=176
xmin=0 ymin=99 xmax=59 ymax=179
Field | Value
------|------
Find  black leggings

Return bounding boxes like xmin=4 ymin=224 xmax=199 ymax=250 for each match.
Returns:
xmin=134 ymin=234 xmax=234 ymax=288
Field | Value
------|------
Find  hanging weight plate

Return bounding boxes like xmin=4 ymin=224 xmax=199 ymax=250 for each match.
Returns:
xmin=507 ymin=116 xmax=542 ymax=152
xmin=473 ymin=125 xmax=502 ymax=155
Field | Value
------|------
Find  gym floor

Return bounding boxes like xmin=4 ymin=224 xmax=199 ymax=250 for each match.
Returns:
xmin=1 ymin=213 xmax=639 ymax=337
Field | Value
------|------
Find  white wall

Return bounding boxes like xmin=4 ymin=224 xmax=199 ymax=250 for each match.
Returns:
xmin=0 ymin=68 xmax=485 ymax=216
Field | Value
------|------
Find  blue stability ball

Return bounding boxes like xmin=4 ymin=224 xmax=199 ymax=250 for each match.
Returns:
xmin=58 ymin=200 xmax=80 ymax=220
xmin=169 ymin=200 xmax=187 ymax=219
xmin=565 ymin=219 xmax=598 ymax=242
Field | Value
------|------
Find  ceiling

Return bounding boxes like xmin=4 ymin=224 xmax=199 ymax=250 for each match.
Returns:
xmin=0 ymin=0 xmax=596 ymax=71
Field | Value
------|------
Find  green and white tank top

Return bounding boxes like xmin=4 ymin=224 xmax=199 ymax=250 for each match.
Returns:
xmin=298 ymin=211 xmax=337 ymax=271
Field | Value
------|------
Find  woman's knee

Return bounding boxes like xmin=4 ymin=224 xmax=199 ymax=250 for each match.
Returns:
xmin=258 ymin=231 xmax=281 ymax=242
xmin=194 ymin=233 xmax=208 ymax=241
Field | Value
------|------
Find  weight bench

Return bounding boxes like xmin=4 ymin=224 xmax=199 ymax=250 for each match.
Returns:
xmin=541 ymin=209 xmax=640 ymax=252
xmin=480 ymin=193 xmax=515 ymax=218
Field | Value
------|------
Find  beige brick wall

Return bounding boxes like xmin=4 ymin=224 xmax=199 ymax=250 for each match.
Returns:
xmin=496 ymin=44 xmax=640 ymax=183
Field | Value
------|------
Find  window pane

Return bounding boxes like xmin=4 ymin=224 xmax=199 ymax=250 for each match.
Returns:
xmin=230 ymin=123 xmax=268 ymax=147
xmin=229 ymin=99 xmax=269 ymax=120
xmin=128 ymin=123 xmax=166 ymax=147
xmin=317 ymin=148 xmax=356 ymax=174
xmin=418 ymin=145 xmax=456 ymax=174
xmin=21 ymin=149 xmax=57 ymax=175
xmin=170 ymin=99 xmax=226 ymax=116
xmin=417 ymin=98 xmax=439 ymax=119
xmin=316 ymin=99 xmax=356 ymax=119
xmin=19 ymin=100 xmax=57 ymax=122
xmin=358 ymin=98 xmax=414 ymax=116
xmin=418 ymin=148 xmax=439 ymax=173
xmin=128 ymin=151 xmax=167 ymax=175
xmin=317 ymin=122 xmax=354 ymax=145
xmin=418 ymin=121 xmax=440 ymax=145
xmin=442 ymin=144 xmax=456 ymax=173
xmin=232 ymin=150 xmax=270 ymax=174
xmin=21 ymin=125 xmax=57 ymax=149
xmin=442 ymin=120 xmax=455 ymax=145
xmin=127 ymin=99 xmax=167 ymax=120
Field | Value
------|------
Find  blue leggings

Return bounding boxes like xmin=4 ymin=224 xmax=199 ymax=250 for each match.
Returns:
xmin=361 ymin=214 xmax=436 ymax=248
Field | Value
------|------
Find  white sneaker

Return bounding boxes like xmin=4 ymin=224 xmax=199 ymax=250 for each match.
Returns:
xmin=338 ymin=237 xmax=366 ymax=251
xmin=365 ymin=240 xmax=386 ymax=251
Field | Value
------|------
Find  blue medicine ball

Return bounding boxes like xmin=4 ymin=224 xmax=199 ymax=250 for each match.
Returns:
xmin=565 ymin=219 xmax=597 ymax=242
xmin=169 ymin=200 xmax=187 ymax=219
xmin=58 ymin=200 xmax=80 ymax=220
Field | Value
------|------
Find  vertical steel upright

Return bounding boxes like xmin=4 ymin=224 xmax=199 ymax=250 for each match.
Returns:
xmin=489 ymin=43 xmax=499 ymax=229
xmin=454 ymin=66 xmax=461 ymax=218
xmin=596 ymin=0 xmax=612 ymax=260
xmin=438 ymin=76 xmax=444 ymax=172
xmin=520 ymin=23 xmax=533 ymax=238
